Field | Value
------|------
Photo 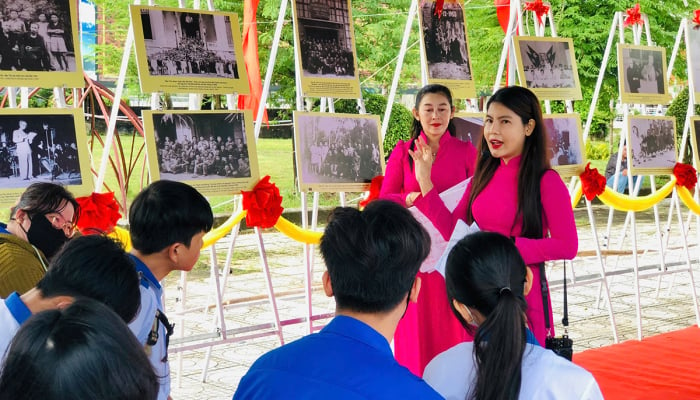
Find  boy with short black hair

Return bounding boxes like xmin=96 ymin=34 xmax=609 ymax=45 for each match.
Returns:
xmin=127 ymin=180 xmax=213 ymax=400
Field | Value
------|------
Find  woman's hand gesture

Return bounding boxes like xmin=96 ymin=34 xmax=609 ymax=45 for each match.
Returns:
xmin=408 ymin=136 xmax=434 ymax=196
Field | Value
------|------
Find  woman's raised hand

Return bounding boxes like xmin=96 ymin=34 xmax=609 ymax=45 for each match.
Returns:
xmin=408 ymin=136 xmax=435 ymax=196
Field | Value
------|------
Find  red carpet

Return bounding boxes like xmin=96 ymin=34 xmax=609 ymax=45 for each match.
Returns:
xmin=573 ymin=326 xmax=700 ymax=399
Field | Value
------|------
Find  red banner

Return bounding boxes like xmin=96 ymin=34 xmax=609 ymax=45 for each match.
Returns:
xmin=238 ymin=0 xmax=268 ymax=124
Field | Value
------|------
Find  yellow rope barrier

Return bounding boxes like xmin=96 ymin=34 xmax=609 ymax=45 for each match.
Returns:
xmin=273 ymin=216 xmax=323 ymax=245
xmin=677 ymin=186 xmax=700 ymax=215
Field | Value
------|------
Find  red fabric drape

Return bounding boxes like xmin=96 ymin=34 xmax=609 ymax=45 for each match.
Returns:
xmin=238 ymin=0 xmax=268 ymax=124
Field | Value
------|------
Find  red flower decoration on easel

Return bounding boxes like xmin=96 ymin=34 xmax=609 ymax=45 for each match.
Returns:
xmin=75 ymin=192 xmax=122 ymax=234
xmin=673 ymin=163 xmax=698 ymax=190
xmin=580 ymin=163 xmax=606 ymax=201
xmin=693 ymin=10 xmax=700 ymax=29
xmin=359 ymin=175 xmax=384 ymax=209
xmin=434 ymin=0 xmax=444 ymax=18
xmin=623 ymin=3 xmax=643 ymax=27
xmin=524 ymin=0 xmax=550 ymax=26
xmin=241 ymin=175 xmax=284 ymax=229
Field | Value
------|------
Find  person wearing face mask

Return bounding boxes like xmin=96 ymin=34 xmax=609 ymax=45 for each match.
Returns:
xmin=0 ymin=182 xmax=78 ymax=298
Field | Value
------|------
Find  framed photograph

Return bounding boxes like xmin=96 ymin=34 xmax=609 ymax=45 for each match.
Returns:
xmin=513 ymin=36 xmax=582 ymax=100
xmin=687 ymin=20 xmax=700 ymax=105
xmin=542 ymin=113 xmax=586 ymax=176
xmin=690 ymin=117 xmax=700 ymax=167
xmin=142 ymin=110 xmax=260 ymax=196
xmin=418 ymin=0 xmax=476 ymax=99
xmin=291 ymin=0 xmax=361 ymax=99
xmin=0 ymin=108 xmax=92 ymax=207
xmin=293 ymin=111 xmax=384 ymax=192
xmin=626 ymin=115 xmax=676 ymax=176
xmin=453 ymin=112 xmax=484 ymax=147
xmin=129 ymin=5 xmax=249 ymax=94
xmin=0 ymin=2 xmax=84 ymax=87
xmin=617 ymin=44 xmax=671 ymax=105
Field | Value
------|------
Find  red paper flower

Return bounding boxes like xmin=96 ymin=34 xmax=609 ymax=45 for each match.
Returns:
xmin=673 ymin=163 xmax=698 ymax=191
xmin=524 ymin=0 xmax=550 ymax=25
xmin=434 ymin=0 xmax=444 ymax=18
xmin=75 ymin=192 xmax=122 ymax=234
xmin=693 ymin=10 xmax=700 ymax=28
xmin=623 ymin=3 xmax=642 ymax=27
xmin=241 ymin=175 xmax=284 ymax=229
xmin=359 ymin=175 xmax=384 ymax=209
xmin=580 ymin=163 xmax=606 ymax=201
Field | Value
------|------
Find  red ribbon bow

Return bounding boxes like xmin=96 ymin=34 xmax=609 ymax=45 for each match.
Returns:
xmin=693 ymin=10 xmax=700 ymax=28
xmin=241 ymin=175 xmax=284 ymax=229
xmin=673 ymin=163 xmax=698 ymax=191
xmin=434 ymin=0 xmax=444 ymax=18
xmin=359 ymin=175 xmax=384 ymax=209
xmin=580 ymin=163 xmax=606 ymax=201
xmin=75 ymin=192 xmax=122 ymax=234
xmin=524 ymin=0 xmax=550 ymax=25
xmin=623 ymin=3 xmax=642 ymax=28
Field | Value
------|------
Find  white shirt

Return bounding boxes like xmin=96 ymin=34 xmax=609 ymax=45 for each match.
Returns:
xmin=424 ymin=342 xmax=604 ymax=400
xmin=127 ymin=256 xmax=170 ymax=400
xmin=0 ymin=293 xmax=29 ymax=365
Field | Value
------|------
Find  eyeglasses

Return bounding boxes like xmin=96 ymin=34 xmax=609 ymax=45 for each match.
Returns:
xmin=44 ymin=212 xmax=76 ymax=238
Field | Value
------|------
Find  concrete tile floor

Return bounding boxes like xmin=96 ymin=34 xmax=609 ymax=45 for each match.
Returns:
xmin=166 ymin=203 xmax=700 ymax=399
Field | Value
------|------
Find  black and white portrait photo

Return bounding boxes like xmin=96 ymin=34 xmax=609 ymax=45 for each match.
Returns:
xmin=453 ymin=113 xmax=484 ymax=147
xmin=294 ymin=112 xmax=383 ymax=192
xmin=543 ymin=114 xmax=585 ymax=176
xmin=139 ymin=9 xmax=239 ymax=79
xmin=513 ymin=36 xmax=582 ymax=101
xmin=420 ymin=0 xmax=471 ymax=81
xmin=130 ymin=5 xmax=248 ymax=94
xmin=0 ymin=0 xmax=78 ymax=73
xmin=618 ymin=44 xmax=670 ymax=105
xmin=627 ymin=116 xmax=676 ymax=175
xmin=0 ymin=113 xmax=82 ymax=189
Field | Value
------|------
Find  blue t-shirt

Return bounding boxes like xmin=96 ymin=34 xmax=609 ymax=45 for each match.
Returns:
xmin=233 ymin=315 xmax=443 ymax=400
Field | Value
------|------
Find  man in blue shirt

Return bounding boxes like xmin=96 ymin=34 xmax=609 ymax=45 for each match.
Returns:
xmin=234 ymin=200 xmax=443 ymax=399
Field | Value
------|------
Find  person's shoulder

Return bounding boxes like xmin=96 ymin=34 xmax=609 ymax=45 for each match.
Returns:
xmin=424 ymin=341 xmax=473 ymax=383
xmin=523 ymin=345 xmax=600 ymax=396
xmin=540 ymin=169 xmax=566 ymax=187
xmin=127 ymin=284 xmax=158 ymax=343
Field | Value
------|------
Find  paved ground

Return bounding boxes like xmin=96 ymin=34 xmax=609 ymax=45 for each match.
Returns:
xmin=166 ymin=201 xmax=700 ymax=399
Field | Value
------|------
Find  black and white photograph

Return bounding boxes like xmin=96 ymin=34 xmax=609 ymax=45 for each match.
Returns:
xmin=627 ymin=116 xmax=676 ymax=175
xmin=543 ymin=114 xmax=585 ymax=176
xmin=130 ymin=5 xmax=248 ymax=94
xmin=453 ymin=113 xmax=484 ymax=147
xmin=514 ymin=36 xmax=582 ymax=100
xmin=687 ymin=21 xmax=700 ymax=105
xmin=142 ymin=110 xmax=260 ymax=196
xmin=418 ymin=0 xmax=475 ymax=99
xmin=0 ymin=0 xmax=84 ymax=87
xmin=292 ymin=0 xmax=361 ymax=98
xmin=618 ymin=44 xmax=670 ymax=105
xmin=293 ymin=112 xmax=384 ymax=192
xmin=0 ymin=109 xmax=92 ymax=206
xmin=690 ymin=117 xmax=700 ymax=167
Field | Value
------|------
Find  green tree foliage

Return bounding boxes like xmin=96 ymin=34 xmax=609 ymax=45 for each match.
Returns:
xmin=666 ymin=87 xmax=700 ymax=162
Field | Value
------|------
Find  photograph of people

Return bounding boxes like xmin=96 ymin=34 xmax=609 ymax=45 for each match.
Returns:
xmin=0 ymin=115 xmax=82 ymax=189
xmin=0 ymin=4 xmax=76 ymax=72
xmin=140 ymin=9 xmax=240 ymax=79
xmin=149 ymin=112 xmax=253 ymax=181
xmin=420 ymin=0 xmax=471 ymax=80
xmin=619 ymin=45 xmax=669 ymax=104
xmin=518 ymin=40 xmax=576 ymax=89
xmin=295 ymin=0 xmax=356 ymax=79
xmin=543 ymin=115 xmax=583 ymax=168
xmin=296 ymin=114 xmax=382 ymax=185
xmin=628 ymin=117 xmax=676 ymax=172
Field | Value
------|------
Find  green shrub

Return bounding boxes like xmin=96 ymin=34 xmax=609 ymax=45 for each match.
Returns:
xmin=589 ymin=108 xmax=614 ymax=141
xmin=586 ymin=141 xmax=610 ymax=161
xmin=666 ymin=87 xmax=700 ymax=162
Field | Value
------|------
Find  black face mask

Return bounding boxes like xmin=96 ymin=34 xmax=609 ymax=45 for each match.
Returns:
xmin=26 ymin=213 xmax=69 ymax=259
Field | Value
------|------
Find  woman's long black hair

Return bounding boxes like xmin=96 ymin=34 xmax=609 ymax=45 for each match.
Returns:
xmin=445 ymin=231 xmax=530 ymax=400
xmin=465 ymin=86 xmax=549 ymax=238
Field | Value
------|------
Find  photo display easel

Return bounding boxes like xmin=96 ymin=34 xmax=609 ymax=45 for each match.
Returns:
xmin=495 ymin=0 xmax=619 ymax=343
xmin=102 ymin=0 xmax=290 ymax=387
xmin=581 ymin=9 xmax=700 ymax=341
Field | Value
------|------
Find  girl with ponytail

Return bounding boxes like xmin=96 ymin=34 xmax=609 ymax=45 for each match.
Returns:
xmin=423 ymin=232 xmax=602 ymax=400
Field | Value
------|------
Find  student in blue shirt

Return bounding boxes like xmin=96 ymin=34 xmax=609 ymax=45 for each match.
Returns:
xmin=234 ymin=200 xmax=443 ymax=400
xmin=423 ymin=232 xmax=603 ymax=400
xmin=127 ymin=180 xmax=213 ymax=400
xmin=0 ymin=234 xmax=140 ymax=362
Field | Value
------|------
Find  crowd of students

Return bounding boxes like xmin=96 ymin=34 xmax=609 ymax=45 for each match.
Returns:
xmin=0 ymin=85 xmax=602 ymax=400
